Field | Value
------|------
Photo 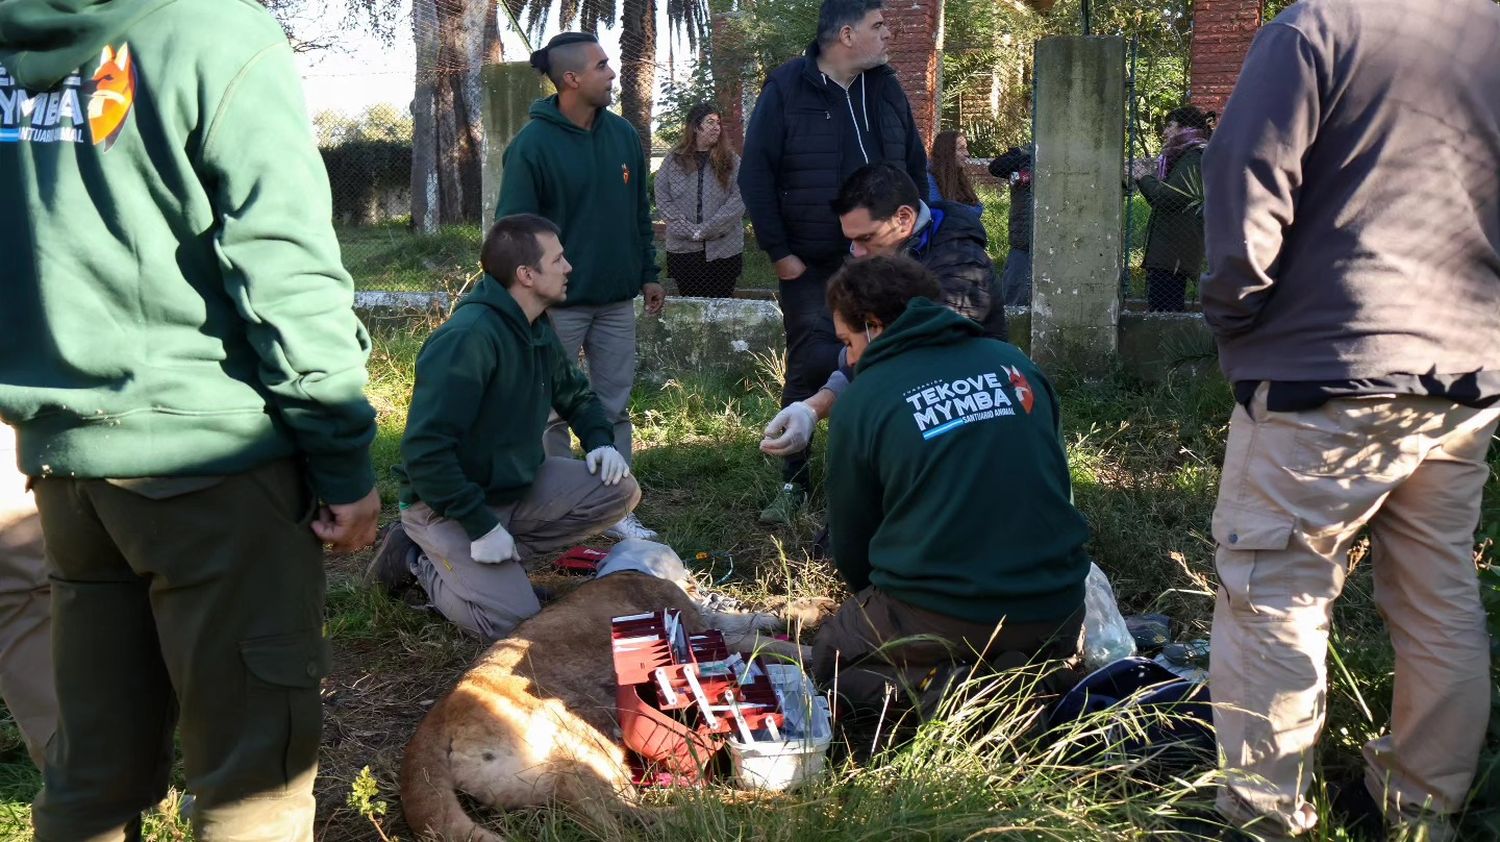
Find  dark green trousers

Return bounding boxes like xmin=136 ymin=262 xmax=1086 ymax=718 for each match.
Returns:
xmin=30 ymin=459 xmax=329 ymax=842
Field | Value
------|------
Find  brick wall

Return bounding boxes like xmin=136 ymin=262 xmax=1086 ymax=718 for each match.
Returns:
xmin=883 ymin=0 xmax=942 ymax=149
xmin=1190 ymin=0 xmax=1261 ymax=114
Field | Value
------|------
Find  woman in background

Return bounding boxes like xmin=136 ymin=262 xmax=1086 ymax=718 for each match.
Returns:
xmin=654 ymin=103 xmax=745 ymax=298
xmin=1134 ymin=105 xmax=1213 ymax=311
xmin=927 ymin=130 xmax=983 ymax=217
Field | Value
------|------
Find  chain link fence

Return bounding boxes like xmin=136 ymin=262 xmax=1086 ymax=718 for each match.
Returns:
xmin=293 ymin=1 xmax=1236 ymax=305
xmin=1122 ymin=28 xmax=1201 ymax=312
xmin=298 ymin=0 xmax=832 ymax=297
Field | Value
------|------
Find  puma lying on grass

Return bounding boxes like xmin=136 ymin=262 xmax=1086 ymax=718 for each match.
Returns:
xmin=400 ymin=568 xmax=827 ymax=840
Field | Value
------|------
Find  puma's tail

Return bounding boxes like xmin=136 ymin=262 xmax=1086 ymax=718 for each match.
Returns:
xmin=400 ymin=714 xmax=507 ymax=842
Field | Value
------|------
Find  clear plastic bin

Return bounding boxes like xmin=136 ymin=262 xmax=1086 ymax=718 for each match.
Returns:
xmin=726 ymin=663 xmax=833 ymax=791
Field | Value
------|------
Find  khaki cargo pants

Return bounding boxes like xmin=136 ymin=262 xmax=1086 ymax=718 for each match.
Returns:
xmin=0 ymin=426 xmax=56 ymax=768
xmin=1209 ymin=386 xmax=1500 ymax=838
xmin=402 ymin=457 xmax=640 ymax=640
xmin=30 ymin=459 xmax=329 ymax=842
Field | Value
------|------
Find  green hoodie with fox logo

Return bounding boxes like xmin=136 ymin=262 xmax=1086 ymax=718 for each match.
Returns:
xmin=0 ymin=0 xmax=376 ymax=503
xmin=826 ymin=299 xmax=1090 ymax=625
xmin=495 ymin=96 xmax=659 ymax=307
xmin=394 ymin=278 xmax=614 ymax=541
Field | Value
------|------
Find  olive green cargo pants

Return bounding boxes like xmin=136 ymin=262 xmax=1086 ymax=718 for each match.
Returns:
xmin=30 ymin=459 xmax=330 ymax=842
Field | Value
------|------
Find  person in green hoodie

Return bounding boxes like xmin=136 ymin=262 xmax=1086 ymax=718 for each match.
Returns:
xmin=0 ymin=0 xmax=381 ymax=838
xmin=813 ymin=256 xmax=1089 ymax=719
xmin=495 ymin=31 xmax=664 ymax=542
xmin=379 ymin=214 xmax=643 ymax=641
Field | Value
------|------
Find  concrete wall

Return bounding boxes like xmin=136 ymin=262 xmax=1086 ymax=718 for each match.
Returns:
xmin=1030 ymin=36 xmax=1126 ymax=376
xmin=353 ymin=294 xmax=1216 ymax=384
xmin=480 ymin=63 xmax=549 ymax=226
xmin=1116 ymin=309 xmax=1219 ymax=381
xmin=632 ymin=298 xmax=786 ymax=386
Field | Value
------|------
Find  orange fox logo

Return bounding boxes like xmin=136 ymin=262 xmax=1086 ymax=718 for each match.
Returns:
xmin=88 ymin=44 xmax=135 ymax=151
xmin=1004 ymin=365 xmax=1035 ymax=414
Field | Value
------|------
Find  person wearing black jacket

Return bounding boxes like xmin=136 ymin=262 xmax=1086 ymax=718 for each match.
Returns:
xmin=837 ymin=163 xmax=1007 ymax=341
xmin=988 ymin=145 xmax=1033 ymax=306
xmin=1135 ymin=106 xmax=1210 ymax=312
xmin=761 ymin=162 xmax=1009 ymax=466
xmin=740 ymin=0 xmax=928 ymax=525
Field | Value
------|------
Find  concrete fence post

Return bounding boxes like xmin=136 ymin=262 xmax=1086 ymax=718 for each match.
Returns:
xmin=480 ymin=63 xmax=550 ymax=226
xmin=1030 ymin=36 xmax=1125 ymax=375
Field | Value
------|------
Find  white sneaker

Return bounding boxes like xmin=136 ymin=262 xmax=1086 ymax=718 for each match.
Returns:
xmin=606 ymin=512 xmax=659 ymax=541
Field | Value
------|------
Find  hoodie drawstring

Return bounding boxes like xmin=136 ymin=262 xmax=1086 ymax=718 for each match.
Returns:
xmin=822 ymin=71 xmax=871 ymax=165
xmin=860 ymin=75 xmax=870 ymax=133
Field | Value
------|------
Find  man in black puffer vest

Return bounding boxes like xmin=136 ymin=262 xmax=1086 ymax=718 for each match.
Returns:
xmin=740 ymin=0 xmax=928 ymax=525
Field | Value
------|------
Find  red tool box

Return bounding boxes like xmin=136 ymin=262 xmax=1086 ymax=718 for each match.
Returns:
xmin=611 ymin=609 xmax=789 ymax=784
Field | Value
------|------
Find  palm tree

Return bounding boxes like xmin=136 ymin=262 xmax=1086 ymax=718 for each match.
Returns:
xmin=508 ymin=0 xmax=712 ymax=157
xmin=397 ymin=0 xmax=713 ymax=216
xmin=618 ymin=0 xmax=657 ymax=156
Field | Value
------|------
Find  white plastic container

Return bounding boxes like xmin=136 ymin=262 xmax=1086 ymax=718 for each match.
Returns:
xmin=727 ymin=663 xmax=833 ymax=791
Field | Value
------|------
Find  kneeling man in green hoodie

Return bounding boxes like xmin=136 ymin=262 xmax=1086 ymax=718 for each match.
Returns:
xmin=813 ymin=256 xmax=1090 ymax=719
xmin=380 ymin=214 xmax=643 ymax=640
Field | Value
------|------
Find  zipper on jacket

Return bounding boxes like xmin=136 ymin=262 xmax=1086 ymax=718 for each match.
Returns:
xmin=823 ymin=72 xmax=870 ymax=164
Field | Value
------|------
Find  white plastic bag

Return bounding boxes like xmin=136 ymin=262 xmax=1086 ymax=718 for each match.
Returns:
xmin=1082 ymin=562 xmax=1136 ymax=670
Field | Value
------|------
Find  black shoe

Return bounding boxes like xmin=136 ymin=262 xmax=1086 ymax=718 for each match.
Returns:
xmin=1327 ymin=777 xmax=1383 ymax=840
xmin=809 ymin=524 xmax=831 ymax=561
xmin=365 ymin=523 xmax=418 ymax=597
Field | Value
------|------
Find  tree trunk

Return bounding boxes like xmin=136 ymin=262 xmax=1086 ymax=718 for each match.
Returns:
xmin=410 ymin=0 xmax=441 ymax=232
xmin=436 ymin=0 xmax=489 ymax=224
xmin=619 ymin=0 xmax=656 ymax=157
xmin=710 ymin=11 xmax=747 ymax=153
xmin=484 ymin=0 xmax=503 ymax=65
xmin=412 ymin=0 xmax=489 ymax=229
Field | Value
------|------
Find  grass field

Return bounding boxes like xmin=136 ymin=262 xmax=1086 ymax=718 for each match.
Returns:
xmin=0 ymin=320 xmax=1497 ymax=840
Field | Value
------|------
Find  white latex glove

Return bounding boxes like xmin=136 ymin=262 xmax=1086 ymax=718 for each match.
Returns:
xmin=759 ymin=401 xmax=817 ymax=457
xmin=586 ymin=445 xmax=631 ymax=486
xmin=470 ymin=522 xmax=518 ymax=564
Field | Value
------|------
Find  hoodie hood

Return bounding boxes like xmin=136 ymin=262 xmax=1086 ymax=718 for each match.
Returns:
xmin=858 ymin=297 xmax=983 ymax=373
xmin=459 ymin=275 xmax=549 ymax=345
xmin=528 ymin=94 xmax=594 ymax=135
xmin=0 ymin=0 xmax=185 ymax=90
xmin=931 ymin=198 xmax=988 ymax=244
xmin=912 ymin=199 xmax=988 ymax=254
